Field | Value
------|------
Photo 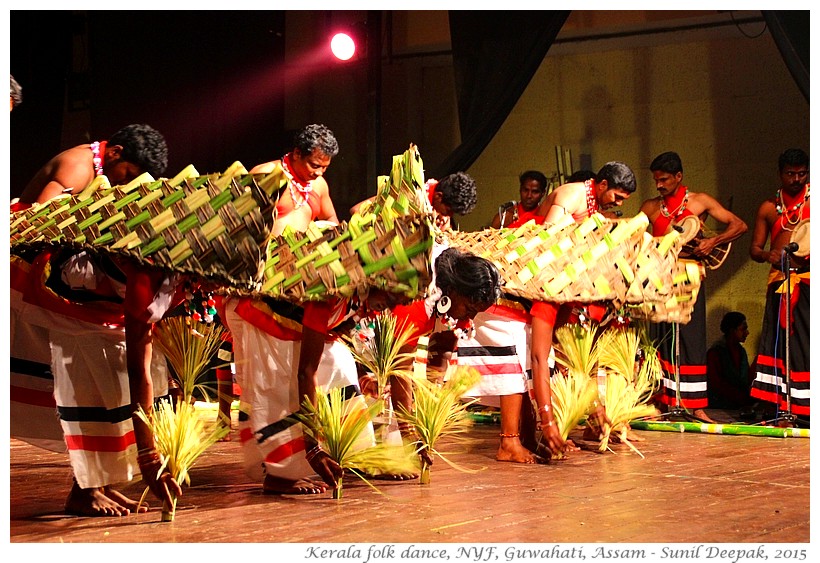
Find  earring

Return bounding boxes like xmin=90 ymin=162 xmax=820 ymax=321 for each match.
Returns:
xmin=436 ymin=295 xmax=451 ymax=315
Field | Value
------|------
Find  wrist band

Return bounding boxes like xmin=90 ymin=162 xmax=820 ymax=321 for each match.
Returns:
xmin=499 ymin=432 xmax=520 ymax=438
xmin=539 ymin=404 xmax=550 ymax=414
xmin=305 ymin=445 xmax=323 ymax=463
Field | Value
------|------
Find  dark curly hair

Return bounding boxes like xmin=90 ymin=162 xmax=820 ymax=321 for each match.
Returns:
xmin=596 ymin=161 xmax=637 ymax=193
xmin=649 ymin=151 xmax=683 ymax=175
xmin=108 ymin=124 xmax=168 ymax=177
xmin=294 ymin=123 xmax=339 ymax=158
xmin=436 ymin=172 xmax=477 ymax=216
xmin=435 ymin=247 xmax=502 ymax=305
xmin=778 ymin=148 xmax=808 ymax=171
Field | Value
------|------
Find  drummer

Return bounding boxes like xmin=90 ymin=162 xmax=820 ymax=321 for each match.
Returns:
xmin=749 ymin=148 xmax=810 ymax=422
xmin=638 ymin=151 xmax=747 ymax=423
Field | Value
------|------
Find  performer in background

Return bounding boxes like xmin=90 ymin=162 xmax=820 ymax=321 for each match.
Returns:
xmin=490 ymin=170 xmax=548 ymax=228
xmin=250 ymin=123 xmax=340 ymax=236
xmin=16 ymin=123 xmax=168 ymax=206
xmin=639 ymin=151 xmax=747 ymax=423
xmin=748 ymin=148 xmax=810 ymax=422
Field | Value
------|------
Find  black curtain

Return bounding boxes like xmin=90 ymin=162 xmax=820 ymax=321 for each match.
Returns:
xmin=762 ymin=10 xmax=809 ymax=103
xmin=432 ymin=10 xmax=570 ymax=178
xmin=9 ymin=12 xmax=73 ymax=199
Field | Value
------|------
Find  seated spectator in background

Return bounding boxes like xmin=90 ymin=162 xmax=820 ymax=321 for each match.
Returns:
xmin=17 ymin=123 xmax=168 ymax=205
xmin=706 ymin=312 xmax=753 ymax=411
xmin=490 ymin=170 xmax=548 ymax=228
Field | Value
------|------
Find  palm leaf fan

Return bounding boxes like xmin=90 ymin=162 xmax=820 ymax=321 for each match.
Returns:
xmin=135 ymin=398 xmax=229 ymax=521
xmin=396 ymin=366 xmax=482 ymax=484
xmin=152 ymin=316 xmax=227 ymax=403
xmin=290 ymin=387 xmax=418 ymax=499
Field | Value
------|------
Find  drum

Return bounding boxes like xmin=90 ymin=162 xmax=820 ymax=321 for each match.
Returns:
xmin=790 ymin=219 xmax=810 ymax=258
xmin=676 ymin=215 xmax=701 ymax=244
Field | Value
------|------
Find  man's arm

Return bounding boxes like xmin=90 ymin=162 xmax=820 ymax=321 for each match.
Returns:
xmin=297 ymin=302 xmax=343 ymax=488
xmin=749 ymin=200 xmax=778 ymax=264
xmin=691 ymin=193 xmax=748 ymax=256
xmin=124 ymin=269 xmax=182 ymax=506
xmin=316 ymin=179 xmax=339 ymax=224
xmin=540 ymin=185 xmax=579 ymax=224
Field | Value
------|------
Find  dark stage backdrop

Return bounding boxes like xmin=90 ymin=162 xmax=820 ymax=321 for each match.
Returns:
xmin=10 ymin=11 xmax=287 ymax=198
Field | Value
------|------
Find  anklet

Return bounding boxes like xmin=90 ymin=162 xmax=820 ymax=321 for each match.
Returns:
xmin=499 ymin=432 xmax=520 ymax=438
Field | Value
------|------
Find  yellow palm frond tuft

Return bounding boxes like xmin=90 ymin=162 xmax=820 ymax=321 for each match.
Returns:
xmin=135 ymin=398 xmax=229 ymax=520
xmin=550 ymin=368 xmax=598 ymax=444
xmin=344 ymin=311 xmax=417 ymax=398
xmin=396 ymin=366 xmax=481 ymax=483
xmin=291 ymin=387 xmax=419 ymax=498
xmin=554 ymin=323 xmax=600 ymax=376
xmin=152 ymin=317 xmax=227 ymax=402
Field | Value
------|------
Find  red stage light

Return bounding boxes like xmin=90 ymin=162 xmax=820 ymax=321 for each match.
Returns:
xmin=330 ymin=32 xmax=356 ymax=61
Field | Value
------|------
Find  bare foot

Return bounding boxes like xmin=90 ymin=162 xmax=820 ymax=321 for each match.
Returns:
xmin=103 ymin=487 xmax=149 ymax=513
xmin=496 ymin=436 xmax=544 ymax=464
xmin=262 ymin=475 xmax=328 ymax=495
xmin=64 ymin=483 xmax=131 ymax=517
xmin=692 ymin=409 xmax=718 ymax=424
xmin=363 ymin=471 xmax=419 ymax=481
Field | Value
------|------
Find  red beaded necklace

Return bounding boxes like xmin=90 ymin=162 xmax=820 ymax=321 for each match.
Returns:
xmin=660 ymin=187 xmax=689 ymax=219
xmin=90 ymin=141 xmax=107 ymax=176
xmin=584 ymin=179 xmax=598 ymax=217
xmin=281 ymin=152 xmax=314 ymax=209
xmin=776 ymin=183 xmax=810 ymax=230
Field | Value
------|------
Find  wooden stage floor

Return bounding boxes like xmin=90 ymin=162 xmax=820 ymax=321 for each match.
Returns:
xmin=8 ymin=409 xmax=811 ymax=547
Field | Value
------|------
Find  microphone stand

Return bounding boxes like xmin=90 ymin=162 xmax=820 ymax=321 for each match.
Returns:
xmin=760 ymin=243 xmax=802 ymax=427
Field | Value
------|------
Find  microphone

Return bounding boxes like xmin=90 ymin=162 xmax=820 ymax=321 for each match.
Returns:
xmin=672 ymin=225 xmax=684 ymax=233
xmin=784 ymin=242 xmax=800 ymax=254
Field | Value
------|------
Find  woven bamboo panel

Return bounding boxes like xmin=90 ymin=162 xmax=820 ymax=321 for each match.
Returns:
xmin=357 ymin=143 xmax=430 ymax=219
xmin=10 ymin=171 xmax=276 ymax=290
xmin=445 ymin=212 xmax=702 ymax=323
xmin=626 ymin=259 xmax=705 ymax=324
xmin=258 ymin=213 xmax=433 ymax=302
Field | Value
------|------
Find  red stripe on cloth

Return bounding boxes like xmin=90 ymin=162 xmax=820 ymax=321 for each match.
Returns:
xmin=755 ymin=355 xmax=810 ymax=383
xmin=461 ymin=362 xmax=524 ymax=376
xmin=659 ymin=358 xmax=706 ymax=376
xmin=239 ymin=427 xmax=254 ymax=444
xmin=10 ymin=385 xmax=56 ymax=408
xmin=486 ymin=302 xmax=531 ymax=323
xmin=64 ymin=430 xmax=136 ymax=453
xmin=265 ymin=436 xmax=306 ymax=464
xmin=235 ymin=298 xmax=303 ymax=341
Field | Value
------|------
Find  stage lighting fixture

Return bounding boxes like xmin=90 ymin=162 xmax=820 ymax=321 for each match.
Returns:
xmin=330 ymin=32 xmax=356 ymax=61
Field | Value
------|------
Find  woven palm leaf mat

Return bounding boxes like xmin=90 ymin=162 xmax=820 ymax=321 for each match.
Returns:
xmin=10 ymin=165 xmax=276 ymax=291
xmin=10 ymin=145 xmax=436 ymax=301
xmin=444 ymin=212 xmax=703 ymax=323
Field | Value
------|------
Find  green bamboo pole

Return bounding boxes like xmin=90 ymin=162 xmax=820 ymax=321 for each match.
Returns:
xmin=630 ymin=420 xmax=809 ymax=438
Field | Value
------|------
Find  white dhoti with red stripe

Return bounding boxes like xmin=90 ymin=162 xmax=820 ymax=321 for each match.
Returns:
xmin=456 ymin=305 xmax=530 ymax=407
xmin=224 ymin=305 xmax=374 ymax=482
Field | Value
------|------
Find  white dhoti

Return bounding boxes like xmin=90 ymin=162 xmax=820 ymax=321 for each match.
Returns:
xmin=224 ymin=302 xmax=375 ymax=482
xmin=456 ymin=307 xmax=530 ymax=407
